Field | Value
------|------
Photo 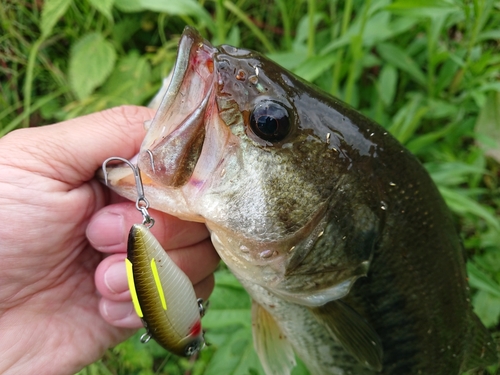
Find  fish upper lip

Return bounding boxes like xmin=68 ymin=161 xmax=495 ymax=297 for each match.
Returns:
xmin=137 ymin=27 xmax=217 ymax=186
xmin=141 ymin=27 xmax=216 ymax=152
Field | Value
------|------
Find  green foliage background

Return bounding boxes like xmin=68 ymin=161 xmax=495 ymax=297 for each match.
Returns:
xmin=1 ymin=0 xmax=500 ymax=374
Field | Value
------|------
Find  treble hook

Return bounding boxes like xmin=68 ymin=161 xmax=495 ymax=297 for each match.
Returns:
xmin=101 ymin=157 xmax=155 ymax=227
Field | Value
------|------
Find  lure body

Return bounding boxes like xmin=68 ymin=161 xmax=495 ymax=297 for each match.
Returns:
xmin=126 ymin=223 xmax=204 ymax=356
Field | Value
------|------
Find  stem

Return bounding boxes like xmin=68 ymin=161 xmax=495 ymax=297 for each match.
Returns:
xmin=215 ymin=0 xmax=226 ymax=44
xmin=427 ymin=21 xmax=433 ymax=98
xmin=450 ymin=0 xmax=483 ymax=94
xmin=331 ymin=0 xmax=353 ymax=96
xmin=344 ymin=0 xmax=370 ymax=105
xmin=4 ymin=87 xmax=67 ymax=136
xmin=276 ymin=0 xmax=292 ymax=50
xmin=23 ymin=37 xmax=44 ymax=128
xmin=307 ymin=0 xmax=316 ymax=56
xmin=158 ymin=14 xmax=167 ymax=46
xmin=223 ymin=1 xmax=275 ymax=52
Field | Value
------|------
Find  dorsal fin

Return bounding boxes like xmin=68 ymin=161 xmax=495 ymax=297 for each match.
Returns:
xmin=310 ymin=299 xmax=383 ymax=371
xmin=461 ymin=313 xmax=499 ymax=371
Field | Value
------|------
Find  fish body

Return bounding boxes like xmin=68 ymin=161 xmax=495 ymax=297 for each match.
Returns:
xmin=126 ymin=223 xmax=204 ymax=356
xmin=105 ymin=27 xmax=497 ymax=374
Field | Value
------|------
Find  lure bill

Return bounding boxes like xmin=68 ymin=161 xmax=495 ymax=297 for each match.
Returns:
xmin=126 ymin=223 xmax=204 ymax=356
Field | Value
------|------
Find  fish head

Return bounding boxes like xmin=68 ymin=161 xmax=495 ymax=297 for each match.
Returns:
xmin=105 ymin=27 xmax=384 ymax=305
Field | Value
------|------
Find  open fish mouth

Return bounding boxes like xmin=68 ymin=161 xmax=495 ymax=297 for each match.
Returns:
xmin=102 ymin=27 xmax=217 ymax=196
xmin=137 ymin=27 xmax=217 ymax=187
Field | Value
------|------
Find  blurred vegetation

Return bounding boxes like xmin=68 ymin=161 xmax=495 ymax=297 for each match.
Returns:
xmin=1 ymin=0 xmax=500 ymax=374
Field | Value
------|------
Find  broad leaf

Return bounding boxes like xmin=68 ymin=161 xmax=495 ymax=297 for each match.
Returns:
xmin=87 ymin=0 xmax=114 ymax=19
xmin=205 ymin=328 xmax=265 ymax=375
xmin=100 ymin=51 xmax=153 ymax=105
xmin=139 ymin=0 xmax=215 ymax=31
xmin=40 ymin=0 xmax=72 ymax=37
xmin=113 ymin=0 xmax=142 ymax=12
xmin=472 ymin=290 xmax=500 ymax=328
xmin=140 ymin=0 xmax=204 ymax=14
xmin=69 ymin=33 xmax=117 ymax=100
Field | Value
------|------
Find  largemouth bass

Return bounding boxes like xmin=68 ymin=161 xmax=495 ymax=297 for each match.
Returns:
xmin=103 ymin=27 xmax=498 ymax=374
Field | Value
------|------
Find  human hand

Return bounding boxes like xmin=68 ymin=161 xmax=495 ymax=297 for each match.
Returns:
xmin=0 ymin=106 xmax=220 ymax=375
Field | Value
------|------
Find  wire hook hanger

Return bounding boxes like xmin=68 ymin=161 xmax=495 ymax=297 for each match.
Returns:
xmin=102 ymin=157 xmax=155 ymax=227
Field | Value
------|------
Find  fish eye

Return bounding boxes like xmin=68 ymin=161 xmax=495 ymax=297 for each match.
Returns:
xmin=249 ymin=100 xmax=292 ymax=142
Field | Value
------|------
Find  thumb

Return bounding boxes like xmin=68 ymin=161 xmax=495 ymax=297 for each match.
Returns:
xmin=1 ymin=106 xmax=155 ymax=186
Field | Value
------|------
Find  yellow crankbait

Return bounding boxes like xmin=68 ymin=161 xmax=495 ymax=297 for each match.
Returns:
xmin=127 ymin=223 xmax=205 ymax=356
xmin=102 ymin=157 xmax=205 ymax=357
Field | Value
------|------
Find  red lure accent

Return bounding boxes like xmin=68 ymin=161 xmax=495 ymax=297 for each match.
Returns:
xmin=190 ymin=320 xmax=202 ymax=337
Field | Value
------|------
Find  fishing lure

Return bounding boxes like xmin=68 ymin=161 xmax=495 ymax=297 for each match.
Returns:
xmin=102 ymin=157 xmax=206 ymax=357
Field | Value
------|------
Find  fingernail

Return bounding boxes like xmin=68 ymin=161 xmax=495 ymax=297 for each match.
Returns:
xmin=103 ymin=300 xmax=134 ymax=321
xmin=87 ymin=212 xmax=125 ymax=247
xmin=104 ymin=261 xmax=128 ymax=294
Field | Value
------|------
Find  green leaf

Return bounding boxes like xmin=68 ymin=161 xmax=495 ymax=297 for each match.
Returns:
xmin=203 ymin=271 xmax=252 ymax=328
xmin=406 ymin=127 xmax=449 ymax=155
xmin=293 ymin=54 xmax=336 ymax=83
xmin=113 ymin=0 xmax=143 ymax=12
xmin=427 ymin=162 xmax=484 ymax=187
xmin=377 ymin=43 xmax=426 ymax=86
xmin=478 ymin=29 xmax=500 ymax=42
xmin=139 ymin=0 xmax=215 ymax=32
xmin=69 ymin=33 xmax=117 ymax=100
xmin=474 ymin=250 xmax=500 ymax=275
xmin=385 ymin=0 xmax=461 ymax=18
xmin=423 ymin=98 xmax=458 ymax=119
xmin=114 ymin=0 xmax=215 ymax=31
xmin=112 ymin=18 xmax=143 ymax=45
xmin=468 ymin=262 xmax=500 ymax=299
xmin=388 ymin=93 xmax=427 ymax=144
xmin=140 ymin=0 xmax=204 ymax=15
xmin=378 ymin=64 xmax=397 ymax=106
xmin=100 ymin=51 xmax=153 ymax=105
xmin=439 ymin=187 xmax=500 ymax=232
xmin=204 ymin=328 xmax=265 ymax=375
xmin=267 ymin=50 xmax=308 ymax=71
xmin=472 ymin=290 xmax=500 ymax=328
xmin=475 ymin=91 xmax=500 ymax=163
xmin=87 ymin=0 xmax=114 ymax=19
xmin=40 ymin=0 xmax=72 ymax=37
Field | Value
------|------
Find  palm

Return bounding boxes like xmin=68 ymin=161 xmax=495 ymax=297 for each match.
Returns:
xmin=0 ymin=165 xmax=130 ymax=373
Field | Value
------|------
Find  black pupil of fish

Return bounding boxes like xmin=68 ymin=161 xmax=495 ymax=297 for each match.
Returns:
xmin=256 ymin=115 xmax=278 ymax=134
xmin=250 ymin=102 xmax=290 ymax=142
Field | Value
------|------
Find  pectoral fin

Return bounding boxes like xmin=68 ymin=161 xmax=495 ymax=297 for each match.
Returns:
xmin=252 ymin=301 xmax=296 ymax=375
xmin=311 ymin=299 xmax=383 ymax=371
